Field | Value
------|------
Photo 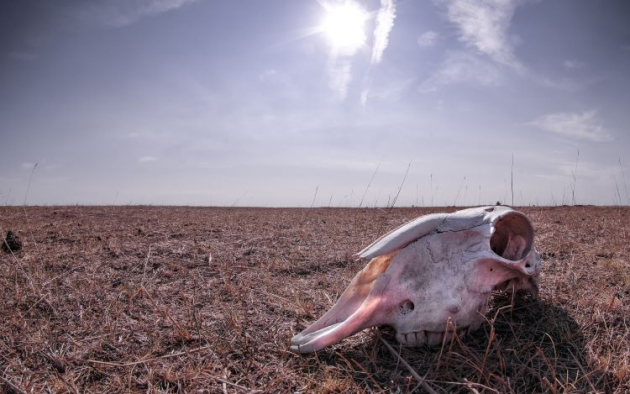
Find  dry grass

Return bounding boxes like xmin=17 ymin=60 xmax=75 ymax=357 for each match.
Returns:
xmin=0 ymin=206 xmax=628 ymax=393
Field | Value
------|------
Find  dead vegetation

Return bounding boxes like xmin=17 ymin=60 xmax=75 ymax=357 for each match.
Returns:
xmin=0 ymin=205 xmax=628 ymax=393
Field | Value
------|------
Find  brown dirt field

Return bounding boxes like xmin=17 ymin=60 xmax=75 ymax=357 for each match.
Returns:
xmin=1 ymin=206 xmax=629 ymax=393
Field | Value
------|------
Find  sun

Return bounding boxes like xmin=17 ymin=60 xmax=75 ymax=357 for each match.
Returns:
xmin=320 ymin=1 xmax=368 ymax=54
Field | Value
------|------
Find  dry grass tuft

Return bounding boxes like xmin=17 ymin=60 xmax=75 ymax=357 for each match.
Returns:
xmin=0 ymin=206 xmax=628 ymax=392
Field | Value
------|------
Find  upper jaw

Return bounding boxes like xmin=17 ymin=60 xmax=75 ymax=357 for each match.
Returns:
xmin=395 ymin=320 xmax=478 ymax=347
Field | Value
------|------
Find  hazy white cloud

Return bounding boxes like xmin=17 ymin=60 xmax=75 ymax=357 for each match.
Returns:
xmin=139 ymin=156 xmax=158 ymax=163
xmin=371 ymin=0 xmax=396 ymax=64
xmin=258 ymin=69 xmax=278 ymax=83
xmin=563 ymin=59 xmax=584 ymax=69
xmin=257 ymin=69 xmax=300 ymax=100
xmin=365 ymin=77 xmax=415 ymax=102
xmin=440 ymin=0 xmax=524 ymax=70
xmin=556 ymin=160 xmax=616 ymax=179
xmin=535 ymin=75 xmax=581 ymax=91
xmin=19 ymin=161 xmax=62 ymax=172
xmin=328 ymin=60 xmax=352 ymax=99
xmin=419 ymin=51 xmax=504 ymax=92
xmin=127 ymin=131 xmax=179 ymax=145
xmin=417 ymin=31 xmax=439 ymax=48
xmin=80 ymin=0 xmax=199 ymax=27
xmin=529 ymin=110 xmax=613 ymax=142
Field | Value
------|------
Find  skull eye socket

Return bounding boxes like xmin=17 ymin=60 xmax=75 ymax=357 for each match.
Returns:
xmin=490 ymin=212 xmax=534 ymax=261
xmin=399 ymin=300 xmax=414 ymax=315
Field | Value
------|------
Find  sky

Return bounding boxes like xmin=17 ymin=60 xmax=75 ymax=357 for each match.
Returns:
xmin=1 ymin=0 xmax=629 ymax=207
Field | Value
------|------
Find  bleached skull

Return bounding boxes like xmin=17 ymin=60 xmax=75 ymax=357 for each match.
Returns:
xmin=290 ymin=206 xmax=541 ymax=354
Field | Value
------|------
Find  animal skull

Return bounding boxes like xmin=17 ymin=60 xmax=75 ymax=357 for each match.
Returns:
xmin=290 ymin=206 xmax=541 ymax=354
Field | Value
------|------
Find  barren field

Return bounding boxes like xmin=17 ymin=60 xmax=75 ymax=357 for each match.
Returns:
xmin=0 ymin=206 xmax=629 ymax=393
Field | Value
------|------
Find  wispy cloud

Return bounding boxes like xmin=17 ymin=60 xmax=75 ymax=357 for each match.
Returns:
xmin=80 ymin=0 xmax=199 ymax=27
xmin=556 ymin=160 xmax=616 ymax=179
xmin=563 ymin=59 xmax=584 ymax=69
xmin=361 ymin=0 xmax=396 ymax=105
xmin=365 ymin=77 xmax=415 ymax=102
xmin=419 ymin=51 xmax=504 ymax=92
xmin=535 ymin=75 xmax=581 ymax=91
xmin=20 ymin=161 xmax=62 ymax=172
xmin=328 ymin=60 xmax=352 ymax=99
xmin=529 ymin=110 xmax=613 ymax=142
xmin=139 ymin=156 xmax=158 ymax=163
xmin=321 ymin=0 xmax=368 ymax=99
xmin=434 ymin=0 xmax=587 ymax=92
xmin=320 ymin=0 xmax=396 ymax=102
xmin=258 ymin=69 xmax=278 ymax=83
xmin=439 ymin=0 xmax=524 ymax=70
xmin=371 ymin=0 xmax=396 ymax=64
xmin=417 ymin=31 xmax=439 ymax=48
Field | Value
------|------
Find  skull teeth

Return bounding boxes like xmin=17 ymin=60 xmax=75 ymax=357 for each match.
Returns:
xmin=426 ymin=331 xmax=443 ymax=346
xmin=396 ymin=326 xmax=469 ymax=347
xmin=397 ymin=330 xmax=427 ymax=346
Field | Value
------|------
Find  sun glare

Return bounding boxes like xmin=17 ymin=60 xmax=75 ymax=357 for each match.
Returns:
xmin=321 ymin=1 xmax=368 ymax=53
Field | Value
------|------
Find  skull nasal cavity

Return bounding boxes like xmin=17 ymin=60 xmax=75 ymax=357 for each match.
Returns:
xmin=399 ymin=300 xmax=414 ymax=315
xmin=490 ymin=213 xmax=534 ymax=261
